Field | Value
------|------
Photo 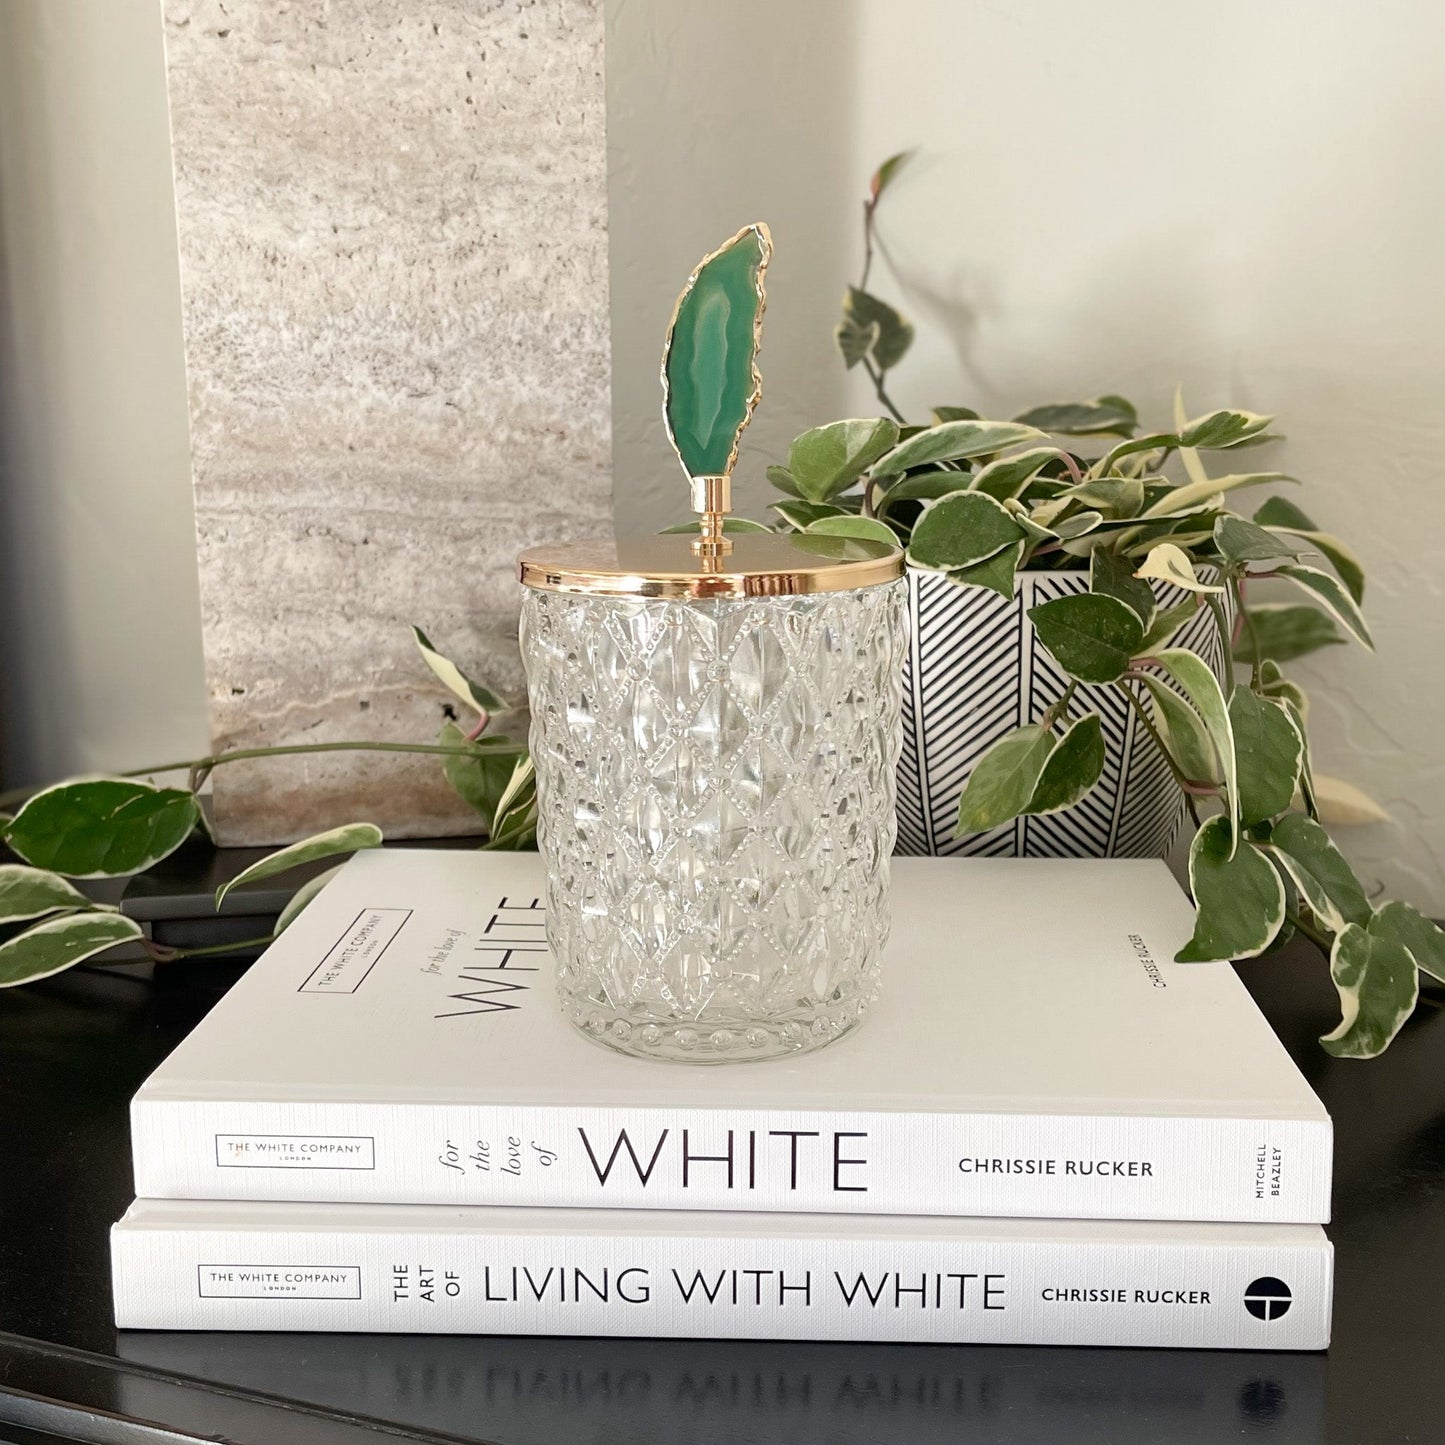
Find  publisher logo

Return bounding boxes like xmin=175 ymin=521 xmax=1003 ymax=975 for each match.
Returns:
xmin=199 ymin=1264 xmax=361 ymax=1300
xmin=1244 ymin=1276 xmax=1292 ymax=1320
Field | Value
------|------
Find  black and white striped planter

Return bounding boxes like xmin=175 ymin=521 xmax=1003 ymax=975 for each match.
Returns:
xmin=896 ymin=568 xmax=1226 ymax=859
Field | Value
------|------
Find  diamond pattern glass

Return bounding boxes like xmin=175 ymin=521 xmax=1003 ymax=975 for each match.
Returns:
xmin=520 ymin=580 xmax=906 ymax=1062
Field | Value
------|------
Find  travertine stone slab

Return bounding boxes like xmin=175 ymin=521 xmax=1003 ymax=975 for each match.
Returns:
xmin=164 ymin=0 xmax=611 ymax=843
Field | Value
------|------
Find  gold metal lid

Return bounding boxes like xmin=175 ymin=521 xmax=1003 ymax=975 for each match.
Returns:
xmin=518 ymin=530 xmax=903 ymax=600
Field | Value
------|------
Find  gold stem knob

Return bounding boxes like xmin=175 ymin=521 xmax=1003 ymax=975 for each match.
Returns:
xmin=689 ymin=475 xmax=733 ymax=558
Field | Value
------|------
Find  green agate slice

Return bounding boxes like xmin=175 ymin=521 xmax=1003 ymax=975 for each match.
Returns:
xmin=662 ymin=223 xmax=771 ymax=479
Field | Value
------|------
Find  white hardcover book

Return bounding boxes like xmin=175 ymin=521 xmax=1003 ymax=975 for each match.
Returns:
xmin=111 ymin=1198 xmax=1333 ymax=1350
xmin=131 ymin=851 xmax=1331 ymax=1223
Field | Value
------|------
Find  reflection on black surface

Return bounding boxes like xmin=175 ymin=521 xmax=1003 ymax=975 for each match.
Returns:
xmin=118 ymin=1333 xmax=1326 ymax=1445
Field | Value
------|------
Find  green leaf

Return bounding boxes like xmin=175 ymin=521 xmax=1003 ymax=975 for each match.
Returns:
xmin=869 ymin=150 xmax=913 ymax=199
xmin=1229 ymin=687 xmax=1303 ymax=826
xmin=765 ymin=464 xmax=801 ymax=497
xmin=1179 ymin=408 xmax=1274 ymax=449
xmin=1155 ymin=649 xmax=1238 ymax=852
xmin=1270 ymin=813 xmax=1372 ymax=928
xmin=1269 ymin=528 xmax=1366 ymax=605
xmin=769 ymin=499 xmax=848 ymax=531
xmin=215 ymin=823 xmax=384 ymax=910
xmin=491 ymin=755 xmax=537 ymax=839
xmin=660 ymin=516 xmax=773 ymax=535
xmin=0 ymin=912 xmax=144 ymax=987
xmin=1213 ymin=515 xmax=1303 ymax=563
xmin=907 ymin=491 xmax=1026 ymax=571
xmin=950 ymin=540 xmax=1023 ymax=599
xmin=437 ymin=722 xmax=520 ymax=825
xmin=1370 ymin=901 xmax=1445 ymax=985
xmin=1090 ymin=547 xmax=1156 ymax=627
xmin=1140 ymin=472 xmax=1294 ymax=519
xmin=954 ymin=726 xmax=1055 ymax=834
xmin=1261 ymin=844 xmax=1348 ymax=934
xmin=1023 ymin=714 xmax=1105 ymax=814
xmin=1321 ymin=921 xmax=1418 ymax=1059
xmin=412 ymin=626 xmax=508 ymax=715
xmin=5 ymin=779 xmax=200 ymax=878
xmin=1060 ymin=475 xmax=1145 ymax=518
xmin=1094 ymin=433 xmax=1179 ymax=473
xmin=1176 ymin=817 xmax=1286 ymax=962
xmin=0 ymin=865 xmax=96 ymax=924
xmin=804 ymin=515 xmax=898 ymax=545
xmin=1276 ymin=565 xmax=1373 ymax=649
xmin=663 ymin=223 xmax=770 ymax=477
xmin=1053 ymin=510 xmax=1105 ymax=542
xmin=841 ymin=286 xmax=913 ymax=371
xmin=1028 ymin=594 xmax=1145 ymax=684
xmin=970 ymin=447 xmax=1061 ymax=502
xmin=1138 ymin=597 xmax=1199 ymax=652
xmin=930 ymin=405 xmax=980 ymax=424
xmin=787 ymin=418 xmax=900 ymax=502
xmin=834 ymin=312 xmax=880 ymax=369
xmin=1138 ymin=676 xmax=1218 ymax=784
xmin=877 ymin=470 xmax=974 ymax=510
xmin=1233 ymin=603 xmax=1346 ymax=664
xmin=879 ymin=420 xmax=1045 ymax=473
xmin=1013 ymin=399 xmax=1137 ymax=436
xmin=275 ymin=864 xmax=345 ymax=934
xmin=1254 ymin=496 xmax=1317 ymax=531
xmin=1134 ymin=543 xmax=1225 ymax=594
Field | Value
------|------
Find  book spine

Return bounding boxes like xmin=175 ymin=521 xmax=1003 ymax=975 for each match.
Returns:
xmin=132 ymin=1100 xmax=1332 ymax=1223
xmin=111 ymin=1219 xmax=1333 ymax=1349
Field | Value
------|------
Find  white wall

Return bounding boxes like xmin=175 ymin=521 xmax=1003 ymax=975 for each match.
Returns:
xmin=2 ymin=0 xmax=1442 ymax=910
xmin=0 ymin=0 xmax=209 ymax=786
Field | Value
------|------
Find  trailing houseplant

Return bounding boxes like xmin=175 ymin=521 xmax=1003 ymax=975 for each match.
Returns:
xmin=738 ymin=152 xmax=1441 ymax=1057
xmin=0 ymin=627 xmax=535 ymax=983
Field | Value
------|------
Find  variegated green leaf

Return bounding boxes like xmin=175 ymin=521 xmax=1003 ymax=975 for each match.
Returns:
xmin=955 ymin=725 xmax=1055 ymax=834
xmin=908 ymin=491 xmax=1026 ymax=572
xmin=1370 ymin=901 xmax=1445 ymax=985
xmin=1134 ymin=543 xmax=1224 ymax=594
xmin=0 ymin=912 xmax=144 ymax=987
xmin=1140 ymin=472 xmax=1294 ymax=519
xmin=1023 ymin=714 xmax=1105 ymax=814
xmin=970 ymin=447 xmax=1060 ymax=501
xmin=1179 ymin=408 xmax=1274 ymax=449
xmin=878 ymin=420 xmax=1045 ymax=473
xmin=216 ymin=823 xmax=383 ymax=910
xmin=1270 ymin=813 xmax=1371 ymax=928
xmin=1321 ymin=921 xmax=1418 ymax=1059
xmin=1229 ymin=687 xmax=1303 ymax=826
xmin=0 ymin=865 xmax=96 ymax=924
xmin=1138 ymin=597 xmax=1199 ymax=652
xmin=1028 ymin=594 xmax=1144 ymax=684
xmin=787 ymin=418 xmax=900 ymax=502
xmin=1234 ymin=604 xmax=1347 ymax=664
xmin=1138 ymin=676 xmax=1218 ymax=785
xmin=413 ymin=626 xmax=508 ymax=715
xmin=804 ymin=515 xmax=898 ymax=545
xmin=1155 ymin=649 xmax=1238 ymax=853
xmin=4 ymin=779 xmax=200 ymax=879
xmin=1090 ymin=547 xmax=1156 ymax=628
xmin=1176 ymin=817 xmax=1286 ymax=962
xmin=1276 ymin=565 xmax=1373 ymax=649
xmin=1214 ymin=514 xmax=1302 ymax=563
xmin=275 ymin=865 xmax=345 ymax=934
xmin=950 ymin=540 xmax=1023 ymax=599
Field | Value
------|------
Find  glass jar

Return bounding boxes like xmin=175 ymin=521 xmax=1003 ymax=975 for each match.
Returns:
xmin=518 ymin=531 xmax=906 ymax=1063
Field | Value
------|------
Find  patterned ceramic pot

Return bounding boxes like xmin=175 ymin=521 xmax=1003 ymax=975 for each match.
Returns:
xmin=895 ymin=568 xmax=1226 ymax=859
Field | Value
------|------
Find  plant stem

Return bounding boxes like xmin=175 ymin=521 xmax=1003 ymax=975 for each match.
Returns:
xmin=0 ymin=740 xmax=529 ymax=811
xmin=1204 ymin=593 xmax=1235 ymax=695
xmin=862 ymin=357 xmax=908 ymax=425
xmin=1117 ymin=680 xmax=1208 ymax=827
xmin=1040 ymin=681 xmax=1079 ymax=731
xmin=1285 ymin=908 xmax=1333 ymax=955
xmin=143 ymin=935 xmax=279 ymax=963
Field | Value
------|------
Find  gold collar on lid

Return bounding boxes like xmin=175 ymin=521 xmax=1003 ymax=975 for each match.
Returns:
xmin=518 ymin=531 xmax=902 ymax=600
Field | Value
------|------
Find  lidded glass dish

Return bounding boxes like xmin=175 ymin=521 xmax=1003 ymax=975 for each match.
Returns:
xmin=518 ymin=225 xmax=906 ymax=1063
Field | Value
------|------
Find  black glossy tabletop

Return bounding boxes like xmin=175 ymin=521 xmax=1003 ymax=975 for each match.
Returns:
xmin=1 ymin=920 xmax=1442 ymax=1442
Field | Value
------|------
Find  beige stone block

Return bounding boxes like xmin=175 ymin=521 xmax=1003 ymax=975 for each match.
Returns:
xmin=164 ymin=0 xmax=611 ymax=843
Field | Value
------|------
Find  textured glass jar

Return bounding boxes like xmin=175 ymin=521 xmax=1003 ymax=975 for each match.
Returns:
xmin=518 ymin=547 xmax=906 ymax=1064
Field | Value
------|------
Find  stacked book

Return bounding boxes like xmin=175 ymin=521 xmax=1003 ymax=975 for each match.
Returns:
xmin=112 ymin=851 xmax=1333 ymax=1349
